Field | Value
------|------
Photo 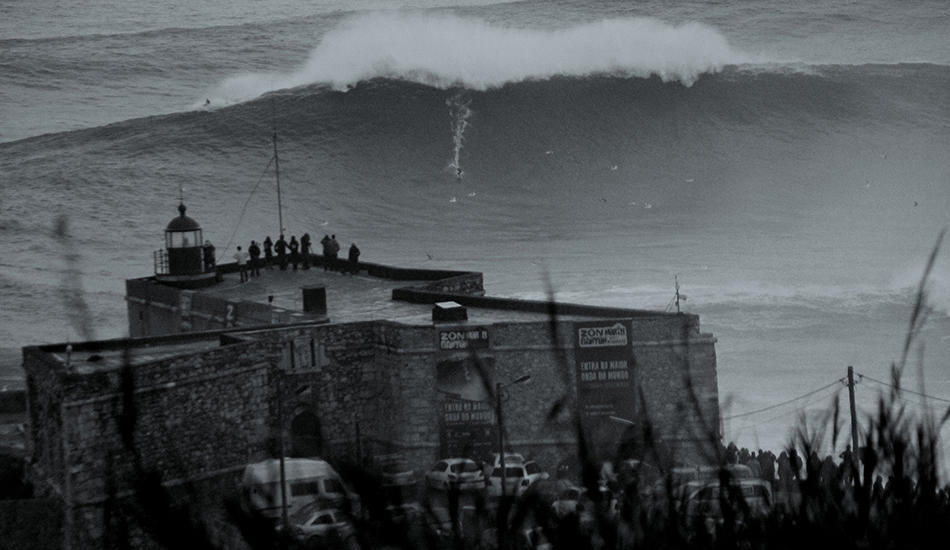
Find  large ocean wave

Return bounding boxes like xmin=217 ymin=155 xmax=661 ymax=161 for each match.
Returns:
xmin=204 ymin=13 xmax=752 ymax=106
xmin=3 ymin=48 xmax=947 ymax=325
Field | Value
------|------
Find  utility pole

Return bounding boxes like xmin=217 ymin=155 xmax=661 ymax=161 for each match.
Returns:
xmin=495 ymin=381 xmax=507 ymax=550
xmin=496 ymin=382 xmax=506 ymax=495
xmin=847 ymin=366 xmax=860 ymax=484
xmin=277 ymin=381 xmax=289 ymax=536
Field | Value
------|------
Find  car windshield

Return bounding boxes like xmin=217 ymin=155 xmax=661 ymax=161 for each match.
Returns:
xmin=492 ymin=467 xmax=524 ymax=478
xmin=451 ymin=461 xmax=480 ymax=473
xmin=323 ymin=478 xmax=345 ymax=494
xmin=729 ymin=465 xmax=754 ymax=479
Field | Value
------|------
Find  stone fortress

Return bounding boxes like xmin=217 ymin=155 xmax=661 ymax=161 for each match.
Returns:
xmin=20 ymin=203 xmax=721 ymax=548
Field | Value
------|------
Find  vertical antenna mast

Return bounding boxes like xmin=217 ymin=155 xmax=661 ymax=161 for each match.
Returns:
xmin=272 ymin=98 xmax=284 ymax=235
xmin=674 ymin=276 xmax=687 ymax=313
xmin=273 ymin=131 xmax=283 ymax=235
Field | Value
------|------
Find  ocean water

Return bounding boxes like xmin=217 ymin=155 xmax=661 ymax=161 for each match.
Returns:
xmin=1 ymin=0 xmax=949 ymax=462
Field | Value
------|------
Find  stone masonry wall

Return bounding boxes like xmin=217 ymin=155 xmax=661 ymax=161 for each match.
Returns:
xmin=24 ymin=337 xmax=282 ymax=550
xmin=634 ymin=338 xmax=720 ymax=463
xmin=24 ymin=310 xmax=719 ymax=548
xmin=24 ymin=349 xmax=68 ymax=499
xmin=65 ymin=342 xmax=275 ymax=505
xmin=235 ymin=322 xmax=400 ymax=464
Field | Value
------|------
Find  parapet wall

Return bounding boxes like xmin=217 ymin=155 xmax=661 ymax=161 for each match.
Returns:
xmin=125 ymin=278 xmax=320 ymax=337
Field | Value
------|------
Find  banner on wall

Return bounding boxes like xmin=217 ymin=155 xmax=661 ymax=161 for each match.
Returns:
xmin=435 ymin=326 xmax=495 ymax=459
xmin=440 ymin=397 xmax=495 ymax=459
xmin=574 ymin=320 xmax=636 ymax=422
xmin=438 ymin=327 xmax=490 ymax=351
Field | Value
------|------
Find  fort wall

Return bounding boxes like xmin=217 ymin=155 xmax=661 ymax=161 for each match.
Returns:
xmin=24 ymin=262 xmax=720 ymax=549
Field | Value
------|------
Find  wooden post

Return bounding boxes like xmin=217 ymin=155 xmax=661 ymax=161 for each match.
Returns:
xmin=848 ymin=366 xmax=860 ymax=484
xmin=496 ymin=381 xmax=507 ymax=550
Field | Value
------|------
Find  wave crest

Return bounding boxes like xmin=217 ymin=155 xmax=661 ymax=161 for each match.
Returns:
xmin=206 ymin=13 xmax=747 ymax=106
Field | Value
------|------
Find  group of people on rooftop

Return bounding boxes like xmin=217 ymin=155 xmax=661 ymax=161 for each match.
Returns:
xmin=232 ymin=233 xmax=360 ymax=283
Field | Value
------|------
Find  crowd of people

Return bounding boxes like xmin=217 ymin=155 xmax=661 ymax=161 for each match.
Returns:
xmin=724 ymin=441 xmax=914 ymax=502
xmin=231 ymin=233 xmax=361 ymax=282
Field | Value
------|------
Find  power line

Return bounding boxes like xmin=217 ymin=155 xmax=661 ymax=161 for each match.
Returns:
xmin=722 ymin=378 xmax=846 ymax=421
xmin=218 ymin=156 xmax=276 ymax=261
xmin=751 ymin=384 xmax=843 ymax=427
xmin=857 ymin=372 xmax=950 ymax=405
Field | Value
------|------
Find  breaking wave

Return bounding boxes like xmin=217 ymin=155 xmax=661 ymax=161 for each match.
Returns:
xmin=205 ymin=13 xmax=751 ymax=106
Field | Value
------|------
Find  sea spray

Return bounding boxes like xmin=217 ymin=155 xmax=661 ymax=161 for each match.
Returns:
xmin=205 ymin=14 xmax=745 ymax=106
xmin=447 ymin=93 xmax=472 ymax=180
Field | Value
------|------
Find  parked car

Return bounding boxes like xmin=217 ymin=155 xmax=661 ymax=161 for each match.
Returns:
xmin=486 ymin=460 xmax=549 ymax=498
xmin=684 ymin=477 xmax=773 ymax=522
xmin=372 ymin=454 xmax=417 ymax=487
xmin=283 ymin=504 xmax=358 ymax=549
xmin=647 ymin=463 xmax=756 ymax=502
xmin=240 ymin=458 xmax=359 ymax=523
xmin=487 ymin=452 xmax=526 ymax=466
xmin=425 ymin=458 xmax=486 ymax=491
xmin=482 ymin=452 xmax=526 ymax=476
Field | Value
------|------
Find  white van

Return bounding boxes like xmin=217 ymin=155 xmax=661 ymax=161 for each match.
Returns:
xmin=240 ymin=458 xmax=357 ymax=520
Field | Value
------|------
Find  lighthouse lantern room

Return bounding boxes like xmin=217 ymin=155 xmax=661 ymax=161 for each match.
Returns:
xmin=153 ymin=202 xmax=218 ymax=288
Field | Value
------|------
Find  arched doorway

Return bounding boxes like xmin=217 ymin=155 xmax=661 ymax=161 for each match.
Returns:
xmin=290 ymin=411 xmax=323 ymax=457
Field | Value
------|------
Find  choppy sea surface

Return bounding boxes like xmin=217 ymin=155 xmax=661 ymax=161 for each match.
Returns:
xmin=2 ymin=0 xmax=949 ymax=461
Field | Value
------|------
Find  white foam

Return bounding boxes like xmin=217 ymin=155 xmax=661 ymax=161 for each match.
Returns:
xmin=890 ymin=249 xmax=950 ymax=317
xmin=207 ymin=13 xmax=749 ymax=105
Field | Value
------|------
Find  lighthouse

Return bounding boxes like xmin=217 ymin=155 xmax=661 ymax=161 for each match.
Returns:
xmin=153 ymin=202 xmax=218 ymax=288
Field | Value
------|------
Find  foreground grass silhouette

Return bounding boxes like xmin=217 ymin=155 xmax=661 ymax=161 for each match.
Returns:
xmin=61 ymin=230 xmax=950 ymax=550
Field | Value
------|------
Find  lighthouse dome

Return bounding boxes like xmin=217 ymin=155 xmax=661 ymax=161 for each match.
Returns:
xmin=166 ymin=202 xmax=201 ymax=232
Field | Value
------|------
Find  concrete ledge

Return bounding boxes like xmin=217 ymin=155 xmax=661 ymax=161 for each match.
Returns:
xmin=394 ymin=286 xmax=697 ymax=323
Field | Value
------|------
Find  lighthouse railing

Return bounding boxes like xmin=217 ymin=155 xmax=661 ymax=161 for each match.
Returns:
xmin=154 ymin=249 xmax=169 ymax=275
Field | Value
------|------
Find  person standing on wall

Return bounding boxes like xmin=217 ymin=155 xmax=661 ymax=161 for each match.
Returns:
xmin=233 ymin=246 xmax=250 ymax=283
xmin=203 ymin=240 xmax=216 ymax=272
xmin=289 ymin=235 xmax=300 ymax=271
xmin=328 ymin=234 xmax=341 ymax=272
xmin=275 ymin=234 xmax=288 ymax=271
xmin=300 ymin=233 xmax=312 ymax=270
xmin=347 ymin=243 xmax=361 ymax=275
xmin=320 ymin=235 xmax=332 ymax=271
xmin=248 ymin=240 xmax=261 ymax=277
xmin=263 ymin=236 xmax=274 ymax=270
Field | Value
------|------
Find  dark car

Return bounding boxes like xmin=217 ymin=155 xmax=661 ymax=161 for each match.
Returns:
xmin=372 ymin=454 xmax=417 ymax=487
